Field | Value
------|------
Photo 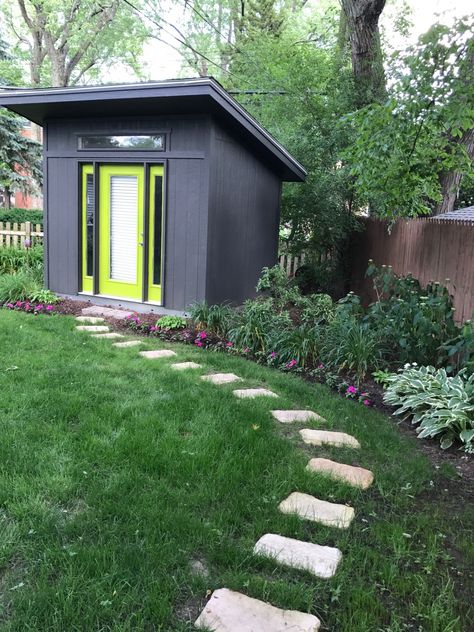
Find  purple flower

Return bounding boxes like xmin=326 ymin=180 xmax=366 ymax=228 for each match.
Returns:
xmin=318 ymin=363 xmax=325 ymax=369
xmin=24 ymin=238 xmax=31 ymax=249
xmin=36 ymin=304 xmax=44 ymax=310
xmin=150 ymin=325 xmax=158 ymax=332
xmin=6 ymin=303 xmax=14 ymax=309
xmin=346 ymin=386 xmax=357 ymax=395
xmin=269 ymin=351 xmax=277 ymax=359
xmin=46 ymin=305 xmax=54 ymax=311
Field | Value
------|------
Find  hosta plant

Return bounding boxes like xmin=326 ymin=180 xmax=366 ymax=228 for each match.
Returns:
xmin=384 ymin=365 xmax=474 ymax=452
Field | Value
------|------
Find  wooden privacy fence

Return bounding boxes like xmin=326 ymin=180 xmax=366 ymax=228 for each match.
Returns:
xmin=350 ymin=217 xmax=474 ymax=323
xmin=0 ymin=221 xmax=44 ymax=248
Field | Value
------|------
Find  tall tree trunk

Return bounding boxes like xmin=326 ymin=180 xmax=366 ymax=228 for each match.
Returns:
xmin=436 ymin=128 xmax=474 ymax=214
xmin=341 ymin=0 xmax=387 ymax=107
xmin=4 ymin=186 xmax=11 ymax=209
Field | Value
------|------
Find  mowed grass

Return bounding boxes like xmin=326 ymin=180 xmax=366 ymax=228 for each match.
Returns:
xmin=0 ymin=310 xmax=471 ymax=631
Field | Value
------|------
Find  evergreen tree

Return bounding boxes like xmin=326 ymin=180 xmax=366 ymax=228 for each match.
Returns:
xmin=0 ymin=37 xmax=42 ymax=208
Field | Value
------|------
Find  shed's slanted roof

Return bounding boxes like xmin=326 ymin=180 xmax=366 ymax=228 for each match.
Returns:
xmin=435 ymin=206 xmax=474 ymax=222
xmin=0 ymin=77 xmax=306 ymax=182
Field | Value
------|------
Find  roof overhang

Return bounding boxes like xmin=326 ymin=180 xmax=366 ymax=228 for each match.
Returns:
xmin=0 ymin=78 xmax=306 ymax=182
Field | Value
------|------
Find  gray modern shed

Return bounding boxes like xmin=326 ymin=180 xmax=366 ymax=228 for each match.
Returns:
xmin=0 ymin=78 xmax=306 ymax=312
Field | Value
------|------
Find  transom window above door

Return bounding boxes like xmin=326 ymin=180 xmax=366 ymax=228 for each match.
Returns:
xmin=78 ymin=134 xmax=166 ymax=150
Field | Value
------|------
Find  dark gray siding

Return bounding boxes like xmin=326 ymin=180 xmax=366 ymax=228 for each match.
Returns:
xmin=46 ymin=158 xmax=79 ymax=294
xmin=206 ymin=121 xmax=281 ymax=305
xmin=44 ymin=115 xmax=211 ymax=310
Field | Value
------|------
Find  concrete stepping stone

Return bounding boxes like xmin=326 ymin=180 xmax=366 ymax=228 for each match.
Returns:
xmin=172 ymin=361 xmax=202 ymax=370
xmin=139 ymin=349 xmax=177 ymax=359
xmin=75 ymin=316 xmax=105 ymax=324
xmin=271 ymin=410 xmax=325 ymax=424
xmin=299 ymin=429 xmax=360 ymax=449
xmin=233 ymin=388 xmax=278 ymax=399
xmin=91 ymin=332 xmax=124 ymax=339
xmin=202 ymin=373 xmax=242 ymax=385
xmin=113 ymin=340 xmax=143 ymax=348
xmin=254 ymin=533 xmax=342 ymax=579
xmin=307 ymin=457 xmax=374 ymax=490
xmin=82 ymin=305 xmax=133 ymax=320
xmin=75 ymin=325 xmax=109 ymax=332
xmin=279 ymin=492 xmax=354 ymax=529
xmin=195 ymin=588 xmax=320 ymax=631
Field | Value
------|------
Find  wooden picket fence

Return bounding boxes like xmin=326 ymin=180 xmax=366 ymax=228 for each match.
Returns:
xmin=0 ymin=221 xmax=44 ymax=248
xmin=279 ymin=250 xmax=306 ymax=277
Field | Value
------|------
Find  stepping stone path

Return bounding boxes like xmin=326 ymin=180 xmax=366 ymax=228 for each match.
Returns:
xmin=76 ymin=325 xmax=110 ymax=332
xmin=254 ymin=533 xmax=342 ymax=579
xmin=82 ymin=305 xmax=133 ymax=320
xmin=91 ymin=332 xmax=124 ymax=339
xmin=113 ymin=340 xmax=143 ymax=348
xmin=202 ymin=373 xmax=241 ymax=385
xmin=279 ymin=492 xmax=354 ymax=529
xmin=171 ymin=362 xmax=202 ymax=370
xmin=271 ymin=409 xmax=325 ymax=424
xmin=299 ymin=428 xmax=360 ymax=449
xmin=233 ymin=388 xmax=278 ymax=399
xmin=75 ymin=316 xmax=105 ymax=324
xmin=139 ymin=349 xmax=177 ymax=359
xmin=307 ymin=457 xmax=374 ymax=490
xmin=195 ymin=588 xmax=320 ymax=632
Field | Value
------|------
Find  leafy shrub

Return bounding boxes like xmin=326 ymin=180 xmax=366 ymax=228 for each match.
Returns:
xmin=365 ymin=262 xmax=458 ymax=367
xmin=0 ymin=245 xmax=43 ymax=279
xmin=442 ymin=319 xmax=474 ymax=376
xmin=256 ymin=265 xmax=300 ymax=308
xmin=229 ymin=299 xmax=291 ymax=354
xmin=156 ymin=315 xmax=187 ymax=330
xmin=189 ymin=301 xmax=235 ymax=337
xmin=0 ymin=208 xmax=43 ymax=226
xmin=384 ymin=365 xmax=474 ymax=452
xmin=0 ymin=270 xmax=41 ymax=304
xmin=299 ymin=293 xmax=334 ymax=326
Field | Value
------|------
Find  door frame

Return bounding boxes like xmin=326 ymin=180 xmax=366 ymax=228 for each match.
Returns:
xmin=78 ymin=160 xmax=167 ymax=305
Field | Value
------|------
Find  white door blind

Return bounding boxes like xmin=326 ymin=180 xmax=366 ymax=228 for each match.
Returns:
xmin=109 ymin=175 xmax=138 ymax=283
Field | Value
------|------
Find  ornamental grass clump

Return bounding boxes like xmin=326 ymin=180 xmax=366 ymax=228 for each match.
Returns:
xmin=384 ymin=365 xmax=474 ymax=452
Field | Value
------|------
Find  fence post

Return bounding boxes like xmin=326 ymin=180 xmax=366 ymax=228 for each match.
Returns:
xmin=25 ymin=221 xmax=32 ymax=247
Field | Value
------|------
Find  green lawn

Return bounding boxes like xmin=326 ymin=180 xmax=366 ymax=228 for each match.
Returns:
xmin=0 ymin=310 xmax=471 ymax=631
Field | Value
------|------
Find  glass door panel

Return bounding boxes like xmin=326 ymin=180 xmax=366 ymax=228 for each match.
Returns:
xmin=147 ymin=165 xmax=165 ymax=304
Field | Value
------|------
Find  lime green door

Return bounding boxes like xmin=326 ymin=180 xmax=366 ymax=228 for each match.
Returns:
xmin=99 ymin=165 xmax=144 ymax=300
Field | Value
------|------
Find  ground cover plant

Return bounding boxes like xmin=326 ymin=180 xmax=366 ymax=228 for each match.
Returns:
xmin=0 ymin=310 xmax=472 ymax=631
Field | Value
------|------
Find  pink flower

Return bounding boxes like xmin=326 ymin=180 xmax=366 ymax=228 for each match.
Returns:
xmin=318 ymin=363 xmax=325 ymax=369
xmin=36 ymin=304 xmax=44 ymax=310
xmin=16 ymin=301 xmax=23 ymax=307
xmin=269 ymin=351 xmax=277 ymax=359
xmin=243 ymin=347 xmax=250 ymax=353
xmin=150 ymin=325 xmax=158 ymax=332
xmin=346 ymin=386 xmax=357 ymax=395
xmin=46 ymin=305 xmax=54 ymax=311
xmin=194 ymin=340 xmax=203 ymax=347
xmin=226 ymin=341 xmax=233 ymax=348
xmin=199 ymin=331 xmax=207 ymax=340
xmin=285 ymin=359 xmax=297 ymax=369
xmin=6 ymin=303 xmax=14 ymax=309
xmin=363 ymin=399 xmax=370 ymax=406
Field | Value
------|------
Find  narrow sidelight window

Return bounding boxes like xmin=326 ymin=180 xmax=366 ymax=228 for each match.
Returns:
xmin=85 ymin=173 xmax=94 ymax=277
xmin=152 ymin=175 xmax=163 ymax=285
